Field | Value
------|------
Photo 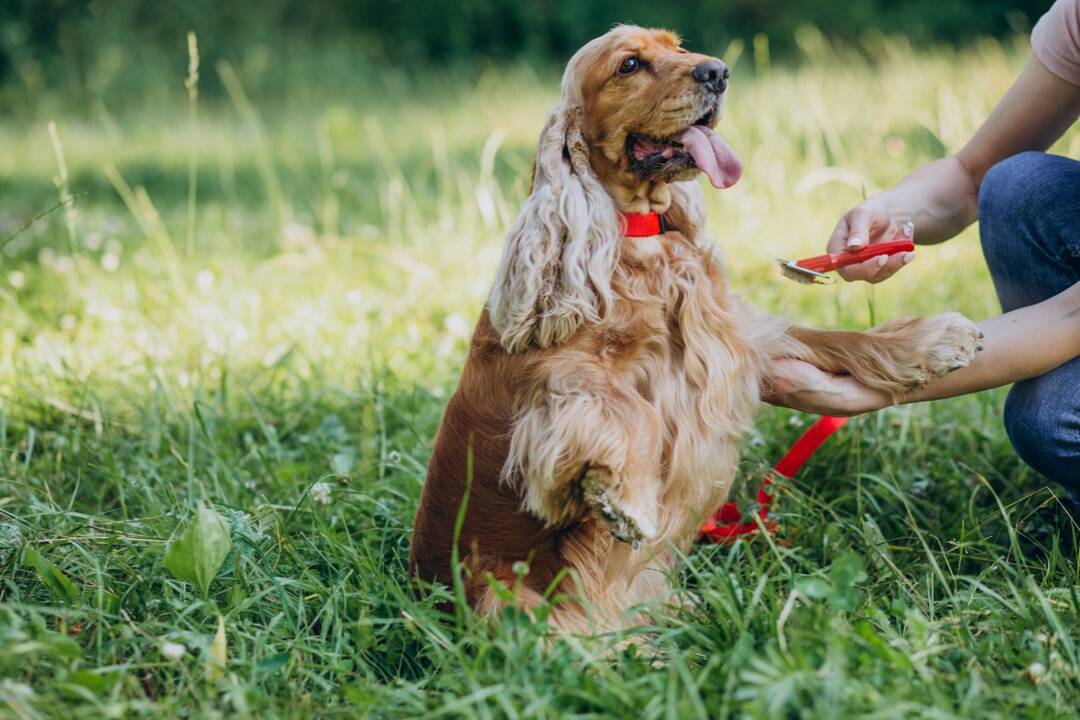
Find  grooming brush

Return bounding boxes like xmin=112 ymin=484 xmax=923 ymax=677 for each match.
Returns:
xmin=777 ymin=239 xmax=915 ymax=285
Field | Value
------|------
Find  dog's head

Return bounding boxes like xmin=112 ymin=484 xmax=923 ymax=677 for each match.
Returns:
xmin=490 ymin=26 xmax=738 ymax=353
xmin=570 ymin=26 xmax=742 ymax=204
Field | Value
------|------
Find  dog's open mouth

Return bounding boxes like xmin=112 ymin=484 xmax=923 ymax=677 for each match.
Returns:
xmin=627 ymin=110 xmax=743 ymax=189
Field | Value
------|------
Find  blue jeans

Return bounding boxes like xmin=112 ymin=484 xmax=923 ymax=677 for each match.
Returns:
xmin=978 ymin=151 xmax=1080 ymax=487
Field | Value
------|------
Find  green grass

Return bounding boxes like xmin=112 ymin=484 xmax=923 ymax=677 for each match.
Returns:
xmin=2 ymin=34 xmax=1080 ymax=718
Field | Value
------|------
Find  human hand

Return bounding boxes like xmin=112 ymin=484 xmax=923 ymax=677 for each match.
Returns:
xmin=827 ymin=202 xmax=917 ymax=283
xmin=761 ymin=358 xmax=893 ymax=416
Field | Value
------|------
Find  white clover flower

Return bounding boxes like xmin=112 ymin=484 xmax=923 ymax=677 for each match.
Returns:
xmin=310 ymin=481 xmax=333 ymax=506
xmin=1023 ymin=662 xmax=1046 ymax=685
xmin=161 ymin=641 xmax=187 ymax=660
xmin=7 ymin=271 xmax=24 ymax=289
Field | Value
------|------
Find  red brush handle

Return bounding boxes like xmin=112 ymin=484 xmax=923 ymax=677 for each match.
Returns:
xmin=796 ymin=240 xmax=914 ymax=273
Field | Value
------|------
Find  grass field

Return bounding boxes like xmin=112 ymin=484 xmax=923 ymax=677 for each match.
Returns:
xmin=2 ymin=33 xmax=1080 ymax=718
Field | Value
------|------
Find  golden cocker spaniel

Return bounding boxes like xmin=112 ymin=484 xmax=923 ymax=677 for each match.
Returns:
xmin=410 ymin=26 xmax=980 ymax=634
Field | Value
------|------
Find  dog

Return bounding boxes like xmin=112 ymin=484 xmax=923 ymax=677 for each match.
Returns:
xmin=409 ymin=26 xmax=980 ymax=634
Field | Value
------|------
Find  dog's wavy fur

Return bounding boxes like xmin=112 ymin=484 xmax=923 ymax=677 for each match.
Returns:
xmin=410 ymin=26 xmax=980 ymax=634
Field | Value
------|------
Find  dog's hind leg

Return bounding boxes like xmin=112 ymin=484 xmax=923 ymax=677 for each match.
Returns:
xmin=466 ymin=544 xmax=631 ymax=635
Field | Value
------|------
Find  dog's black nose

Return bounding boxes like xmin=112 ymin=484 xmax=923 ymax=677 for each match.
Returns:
xmin=692 ymin=61 xmax=729 ymax=93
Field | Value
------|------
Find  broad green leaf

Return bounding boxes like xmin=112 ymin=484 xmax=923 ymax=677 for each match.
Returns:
xmin=795 ymin=554 xmax=869 ymax=612
xmin=794 ymin=576 xmax=832 ymax=599
xmin=22 ymin=545 xmax=80 ymax=605
xmin=829 ymin=552 xmax=868 ymax=589
xmin=827 ymin=552 xmax=868 ymax=611
xmin=63 ymin=669 xmax=122 ymax=695
xmin=163 ymin=504 xmax=233 ymax=598
xmin=43 ymin=633 xmax=83 ymax=659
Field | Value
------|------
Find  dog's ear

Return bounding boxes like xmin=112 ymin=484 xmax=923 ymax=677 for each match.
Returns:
xmin=488 ymin=102 xmax=620 ymax=353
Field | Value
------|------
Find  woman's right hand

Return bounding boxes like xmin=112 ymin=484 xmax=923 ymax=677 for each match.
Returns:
xmin=762 ymin=358 xmax=892 ymax=416
xmin=827 ymin=201 xmax=917 ymax=283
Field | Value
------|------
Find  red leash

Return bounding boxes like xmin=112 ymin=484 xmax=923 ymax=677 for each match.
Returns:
xmin=700 ymin=415 xmax=849 ymax=543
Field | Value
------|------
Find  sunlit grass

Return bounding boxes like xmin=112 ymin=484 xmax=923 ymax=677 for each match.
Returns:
xmin=1 ymin=34 xmax=1078 ymax=717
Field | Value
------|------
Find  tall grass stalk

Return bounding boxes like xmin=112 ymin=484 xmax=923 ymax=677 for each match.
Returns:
xmin=46 ymin=121 xmax=77 ymax=253
xmin=103 ymin=162 xmax=183 ymax=292
xmin=217 ymin=60 xmax=290 ymax=230
xmin=185 ymin=32 xmax=200 ymax=257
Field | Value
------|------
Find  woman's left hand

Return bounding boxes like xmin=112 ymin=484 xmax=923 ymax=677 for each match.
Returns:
xmin=762 ymin=358 xmax=892 ymax=416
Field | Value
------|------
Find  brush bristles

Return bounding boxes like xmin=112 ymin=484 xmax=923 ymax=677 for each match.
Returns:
xmin=777 ymin=260 xmax=832 ymax=285
xmin=779 ymin=264 xmax=819 ymax=284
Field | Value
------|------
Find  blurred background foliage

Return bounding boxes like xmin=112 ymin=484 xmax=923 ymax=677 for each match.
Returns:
xmin=0 ymin=0 xmax=1049 ymax=111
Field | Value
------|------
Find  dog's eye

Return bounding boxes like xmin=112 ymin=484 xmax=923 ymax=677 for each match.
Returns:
xmin=618 ymin=57 xmax=640 ymax=75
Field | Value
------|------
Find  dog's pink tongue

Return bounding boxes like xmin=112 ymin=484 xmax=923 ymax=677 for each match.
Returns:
xmin=679 ymin=125 xmax=743 ymax=189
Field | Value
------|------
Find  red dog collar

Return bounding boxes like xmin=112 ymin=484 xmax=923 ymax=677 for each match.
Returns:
xmin=621 ymin=212 xmax=667 ymax=237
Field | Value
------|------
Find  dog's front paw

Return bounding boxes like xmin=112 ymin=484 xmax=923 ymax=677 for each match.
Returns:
xmin=921 ymin=312 xmax=983 ymax=380
xmin=865 ymin=311 xmax=983 ymax=394
xmin=580 ymin=467 xmax=658 ymax=549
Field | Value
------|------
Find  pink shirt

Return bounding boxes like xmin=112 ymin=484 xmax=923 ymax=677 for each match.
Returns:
xmin=1033 ymin=0 xmax=1080 ymax=85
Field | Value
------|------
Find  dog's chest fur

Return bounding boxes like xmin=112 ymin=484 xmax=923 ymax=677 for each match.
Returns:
xmin=606 ymin=232 xmax=765 ymax=536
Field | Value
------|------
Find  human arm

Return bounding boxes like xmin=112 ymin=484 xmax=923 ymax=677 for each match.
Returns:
xmin=763 ymin=282 xmax=1080 ymax=415
xmin=833 ymin=55 xmax=1080 ymax=283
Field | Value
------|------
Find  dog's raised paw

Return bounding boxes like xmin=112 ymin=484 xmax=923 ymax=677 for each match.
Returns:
xmin=580 ymin=467 xmax=657 ymax=548
xmin=924 ymin=312 xmax=981 ymax=380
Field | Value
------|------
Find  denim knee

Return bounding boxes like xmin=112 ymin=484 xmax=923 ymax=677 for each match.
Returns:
xmin=978 ymin=151 xmax=1080 ymax=311
xmin=1003 ymin=362 xmax=1080 ymax=487
xmin=980 ymin=153 xmax=1053 ymax=268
